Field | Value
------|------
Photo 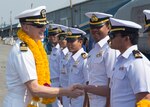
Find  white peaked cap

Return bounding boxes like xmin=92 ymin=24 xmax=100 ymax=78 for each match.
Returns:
xmin=85 ymin=12 xmax=112 ymax=19
xmin=67 ymin=27 xmax=86 ymax=35
xmin=49 ymin=24 xmax=68 ymax=31
xmin=110 ymin=18 xmax=142 ymax=32
xmin=85 ymin=12 xmax=112 ymax=28
xmin=15 ymin=6 xmax=46 ymax=19
xmin=143 ymin=10 xmax=150 ymax=33
xmin=143 ymin=10 xmax=150 ymax=20
xmin=15 ymin=6 xmax=48 ymax=25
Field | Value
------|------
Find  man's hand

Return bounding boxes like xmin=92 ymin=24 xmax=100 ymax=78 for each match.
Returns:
xmin=72 ymin=84 xmax=85 ymax=90
xmin=66 ymin=86 xmax=84 ymax=98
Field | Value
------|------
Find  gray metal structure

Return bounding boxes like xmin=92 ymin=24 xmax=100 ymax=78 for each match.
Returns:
xmin=46 ymin=0 xmax=131 ymax=28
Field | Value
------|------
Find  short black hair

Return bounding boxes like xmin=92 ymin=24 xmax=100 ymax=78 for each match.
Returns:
xmin=120 ymin=31 xmax=139 ymax=45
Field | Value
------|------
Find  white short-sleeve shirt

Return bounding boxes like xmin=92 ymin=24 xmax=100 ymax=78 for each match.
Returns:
xmin=4 ymin=39 xmax=37 ymax=107
xmin=67 ymin=48 xmax=88 ymax=85
xmin=59 ymin=47 xmax=72 ymax=87
xmin=87 ymin=36 xmax=118 ymax=107
xmin=110 ymin=45 xmax=150 ymax=107
xmin=49 ymin=44 xmax=61 ymax=80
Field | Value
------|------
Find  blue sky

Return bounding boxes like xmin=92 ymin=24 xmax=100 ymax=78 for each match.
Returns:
xmin=0 ymin=0 xmax=87 ymax=26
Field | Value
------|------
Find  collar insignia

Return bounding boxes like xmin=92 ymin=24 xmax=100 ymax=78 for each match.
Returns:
xmin=81 ymin=53 xmax=87 ymax=59
xmin=20 ymin=42 xmax=28 ymax=51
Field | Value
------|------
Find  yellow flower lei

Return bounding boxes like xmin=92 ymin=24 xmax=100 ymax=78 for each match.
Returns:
xmin=17 ymin=29 xmax=56 ymax=106
xmin=137 ymin=99 xmax=150 ymax=107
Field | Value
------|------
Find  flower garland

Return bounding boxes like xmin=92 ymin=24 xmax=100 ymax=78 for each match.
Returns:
xmin=17 ymin=29 xmax=56 ymax=107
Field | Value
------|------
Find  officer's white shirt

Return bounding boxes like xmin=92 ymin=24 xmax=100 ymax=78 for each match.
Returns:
xmin=68 ymin=48 xmax=88 ymax=85
xmin=49 ymin=44 xmax=61 ymax=80
xmin=87 ymin=36 xmax=118 ymax=107
xmin=110 ymin=45 xmax=150 ymax=107
xmin=3 ymin=39 xmax=37 ymax=107
xmin=59 ymin=47 xmax=72 ymax=87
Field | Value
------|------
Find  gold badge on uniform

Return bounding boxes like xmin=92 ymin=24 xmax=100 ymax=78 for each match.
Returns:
xmin=67 ymin=28 xmax=72 ymax=36
xmin=81 ymin=53 xmax=87 ymax=59
xmin=20 ymin=42 xmax=28 ymax=51
xmin=132 ymin=50 xmax=142 ymax=58
xmin=73 ymin=61 xmax=79 ymax=67
xmin=96 ymin=50 xmax=103 ymax=57
xmin=57 ymin=27 xmax=62 ymax=33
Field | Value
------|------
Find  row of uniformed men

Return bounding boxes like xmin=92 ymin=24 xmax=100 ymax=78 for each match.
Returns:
xmin=4 ymin=5 xmax=150 ymax=107
xmin=46 ymin=9 xmax=150 ymax=107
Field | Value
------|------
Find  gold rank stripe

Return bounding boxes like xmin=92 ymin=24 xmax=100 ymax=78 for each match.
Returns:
xmin=66 ymin=35 xmax=81 ymax=38
xmin=34 ymin=21 xmax=48 ymax=24
xmin=90 ymin=19 xmax=109 ymax=25
xmin=25 ymin=18 xmax=46 ymax=22
xmin=59 ymin=32 xmax=66 ymax=34
xmin=49 ymin=29 xmax=58 ymax=32
xmin=145 ymin=23 xmax=150 ymax=27
xmin=110 ymin=28 xmax=125 ymax=32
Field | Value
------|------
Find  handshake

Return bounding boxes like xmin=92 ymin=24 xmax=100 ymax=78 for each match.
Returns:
xmin=65 ymin=84 xmax=86 ymax=98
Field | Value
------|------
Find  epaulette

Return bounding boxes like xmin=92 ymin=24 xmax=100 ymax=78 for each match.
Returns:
xmin=20 ymin=42 xmax=28 ymax=51
xmin=81 ymin=53 xmax=87 ymax=59
xmin=132 ymin=50 xmax=142 ymax=58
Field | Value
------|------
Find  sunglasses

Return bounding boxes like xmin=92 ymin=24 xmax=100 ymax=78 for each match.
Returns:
xmin=109 ymin=32 xmax=120 ymax=39
xmin=59 ymin=36 xmax=66 ymax=40
xmin=66 ymin=38 xmax=77 ymax=43
xmin=27 ymin=23 xmax=46 ymax=28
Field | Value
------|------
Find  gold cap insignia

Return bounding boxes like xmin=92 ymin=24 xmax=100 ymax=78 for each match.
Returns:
xmin=40 ymin=9 xmax=46 ymax=18
xmin=57 ymin=27 xmax=62 ymax=33
xmin=132 ymin=50 xmax=142 ymax=58
xmin=67 ymin=29 xmax=72 ymax=36
xmin=91 ymin=14 xmax=99 ymax=22
xmin=20 ymin=42 xmax=28 ymax=51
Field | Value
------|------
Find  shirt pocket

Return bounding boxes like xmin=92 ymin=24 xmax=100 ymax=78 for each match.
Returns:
xmin=72 ymin=65 xmax=80 ymax=74
xmin=93 ymin=56 xmax=103 ymax=64
xmin=114 ymin=69 xmax=127 ymax=80
xmin=50 ymin=54 xmax=57 ymax=61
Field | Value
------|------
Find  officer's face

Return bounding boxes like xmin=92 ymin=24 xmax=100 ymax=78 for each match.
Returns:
xmin=48 ymin=34 xmax=59 ymax=45
xmin=59 ymin=39 xmax=67 ymax=49
xmin=67 ymin=39 xmax=82 ymax=54
xmin=90 ymin=24 xmax=109 ymax=42
xmin=22 ymin=22 xmax=46 ymax=42
xmin=109 ymin=32 xmax=125 ymax=52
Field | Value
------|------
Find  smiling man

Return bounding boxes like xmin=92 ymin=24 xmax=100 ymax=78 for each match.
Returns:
xmin=73 ymin=12 xmax=119 ymax=107
xmin=3 ymin=6 xmax=84 ymax=107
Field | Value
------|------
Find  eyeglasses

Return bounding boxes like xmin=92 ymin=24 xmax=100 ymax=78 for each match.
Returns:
xmin=27 ymin=23 xmax=46 ymax=28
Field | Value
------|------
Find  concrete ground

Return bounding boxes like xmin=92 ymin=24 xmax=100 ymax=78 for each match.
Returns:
xmin=0 ymin=40 xmax=46 ymax=107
